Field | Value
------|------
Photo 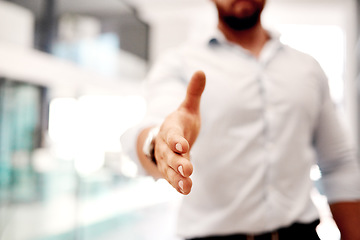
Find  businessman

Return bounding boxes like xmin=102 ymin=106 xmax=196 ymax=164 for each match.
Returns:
xmin=124 ymin=0 xmax=360 ymax=239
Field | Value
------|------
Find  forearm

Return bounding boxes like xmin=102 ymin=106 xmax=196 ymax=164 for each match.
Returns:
xmin=136 ymin=127 xmax=163 ymax=179
xmin=329 ymin=201 xmax=360 ymax=240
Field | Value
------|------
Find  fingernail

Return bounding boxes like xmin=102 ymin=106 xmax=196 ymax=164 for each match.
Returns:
xmin=178 ymin=180 xmax=184 ymax=191
xmin=176 ymin=143 xmax=183 ymax=152
xmin=178 ymin=165 xmax=184 ymax=177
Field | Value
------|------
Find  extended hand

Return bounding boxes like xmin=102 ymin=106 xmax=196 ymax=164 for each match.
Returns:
xmin=154 ymin=71 xmax=206 ymax=195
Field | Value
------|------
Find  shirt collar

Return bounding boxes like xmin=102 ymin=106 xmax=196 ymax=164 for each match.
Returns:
xmin=207 ymin=28 xmax=228 ymax=46
xmin=207 ymin=28 xmax=284 ymax=64
xmin=207 ymin=28 xmax=282 ymax=46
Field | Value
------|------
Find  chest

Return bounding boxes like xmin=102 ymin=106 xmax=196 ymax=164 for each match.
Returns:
xmin=182 ymin=52 xmax=322 ymax=130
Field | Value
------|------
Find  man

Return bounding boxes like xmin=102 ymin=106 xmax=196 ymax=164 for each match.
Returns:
xmin=123 ymin=0 xmax=360 ymax=239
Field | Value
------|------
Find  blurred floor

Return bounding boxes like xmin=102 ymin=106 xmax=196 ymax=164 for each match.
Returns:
xmin=95 ymin=202 xmax=181 ymax=240
xmin=0 ymin=178 xmax=181 ymax=240
xmin=0 ymin=181 xmax=340 ymax=240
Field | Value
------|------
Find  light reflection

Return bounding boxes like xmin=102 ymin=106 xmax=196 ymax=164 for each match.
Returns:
xmin=48 ymin=95 xmax=146 ymax=176
xmin=48 ymin=98 xmax=79 ymax=160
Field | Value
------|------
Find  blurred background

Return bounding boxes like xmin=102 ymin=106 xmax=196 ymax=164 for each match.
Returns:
xmin=0 ymin=0 xmax=359 ymax=239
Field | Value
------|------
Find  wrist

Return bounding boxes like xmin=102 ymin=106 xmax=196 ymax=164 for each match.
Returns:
xmin=142 ymin=126 xmax=160 ymax=165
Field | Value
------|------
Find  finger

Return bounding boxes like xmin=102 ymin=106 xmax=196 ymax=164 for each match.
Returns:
xmin=165 ymin=167 xmax=193 ymax=195
xmin=168 ymin=151 xmax=193 ymax=178
xmin=166 ymin=131 xmax=190 ymax=154
xmin=162 ymin=126 xmax=189 ymax=154
xmin=181 ymin=70 xmax=206 ymax=113
xmin=156 ymin=137 xmax=192 ymax=177
xmin=155 ymin=138 xmax=193 ymax=194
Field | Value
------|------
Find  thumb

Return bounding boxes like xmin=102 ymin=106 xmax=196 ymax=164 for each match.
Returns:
xmin=181 ymin=71 xmax=206 ymax=113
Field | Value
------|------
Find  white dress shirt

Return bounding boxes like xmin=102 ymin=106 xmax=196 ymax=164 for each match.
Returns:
xmin=121 ymin=29 xmax=360 ymax=238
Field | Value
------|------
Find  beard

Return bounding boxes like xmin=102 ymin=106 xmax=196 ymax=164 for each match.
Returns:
xmin=222 ymin=9 xmax=261 ymax=31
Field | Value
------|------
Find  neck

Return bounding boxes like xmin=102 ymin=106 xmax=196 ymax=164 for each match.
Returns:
xmin=218 ymin=20 xmax=269 ymax=58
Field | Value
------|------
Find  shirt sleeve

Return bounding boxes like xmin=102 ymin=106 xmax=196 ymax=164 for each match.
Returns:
xmin=120 ymin=49 xmax=187 ymax=175
xmin=313 ymin=63 xmax=360 ymax=203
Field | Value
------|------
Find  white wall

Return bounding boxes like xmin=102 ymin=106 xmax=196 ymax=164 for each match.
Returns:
xmin=0 ymin=1 xmax=34 ymax=47
xmin=135 ymin=0 xmax=216 ymax=62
